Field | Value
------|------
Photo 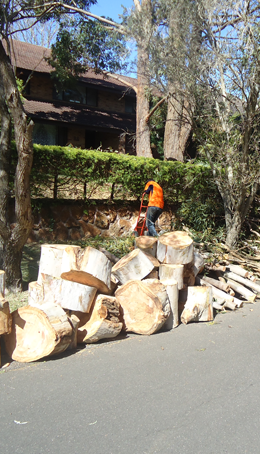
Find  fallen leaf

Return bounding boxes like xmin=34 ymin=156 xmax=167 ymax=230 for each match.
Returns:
xmin=89 ymin=421 xmax=97 ymax=426
xmin=14 ymin=420 xmax=28 ymax=425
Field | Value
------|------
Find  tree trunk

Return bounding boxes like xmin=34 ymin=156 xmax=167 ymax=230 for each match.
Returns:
xmin=164 ymin=94 xmax=192 ymax=162
xmin=135 ymin=0 xmax=153 ymax=158
xmin=0 ymin=40 xmax=34 ymax=291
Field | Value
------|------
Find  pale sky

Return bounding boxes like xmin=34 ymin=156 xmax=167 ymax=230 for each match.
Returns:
xmin=90 ymin=0 xmax=134 ymax=23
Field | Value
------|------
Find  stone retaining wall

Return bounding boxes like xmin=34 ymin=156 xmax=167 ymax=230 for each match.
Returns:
xmin=24 ymin=200 xmax=175 ymax=243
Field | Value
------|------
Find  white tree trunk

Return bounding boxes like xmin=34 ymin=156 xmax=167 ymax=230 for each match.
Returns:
xmin=160 ymin=279 xmax=179 ymax=330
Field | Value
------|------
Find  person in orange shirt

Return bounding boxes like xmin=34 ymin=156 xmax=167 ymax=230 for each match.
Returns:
xmin=143 ymin=180 xmax=164 ymax=237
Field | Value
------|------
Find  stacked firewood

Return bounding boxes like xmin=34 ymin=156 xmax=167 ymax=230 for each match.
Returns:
xmin=2 ymin=232 xmax=259 ymax=363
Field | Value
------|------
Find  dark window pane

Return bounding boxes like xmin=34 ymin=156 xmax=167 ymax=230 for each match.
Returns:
xmin=86 ymin=88 xmax=98 ymax=107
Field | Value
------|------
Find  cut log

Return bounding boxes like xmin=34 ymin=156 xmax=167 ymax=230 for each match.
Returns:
xmin=61 ymin=246 xmax=112 ymax=293
xmin=226 ymin=264 xmax=252 ymax=279
xmin=112 ymin=249 xmax=154 ymax=285
xmin=181 ymin=286 xmax=213 ymax=324
xmin=37 ymin=244 xmax=81 ymax=285
xmin=213 ymin=301 xmax=224 ymax=310
xmin=223 ymin=301 xmax=237 ymax=311
xmin=205 ymin=264 xmax=226 ymax=272
xmin=224 ymin=271 xmax=260 ymax=295
xmin=77 ymin=295 xmax=122 ymax=343
xmin=135 ymin=236 xmax=158 ymax=257
xmin=141 ymin=279 xmax=170 ymax=315
xmin=225 ymin=278 xmax=256 ymax=302
xmin=160 ymin=279 xmax=179 ymax=329
xmin=0 ymin=270 xmax=5 ymax=298
xmin=0 ymin=299 xmax=12 ymax=336
xmin=157 ymin=231 xmax=194 ymax=264
xmin=201 ymin=275 xmax=231 ymax=293
xmin=4 ymin=303 xmax=73 ymax=362
xmin=30 ymin=275 xmax=97 ymax=313
xmin=159 ymin=264 xmax=184 ymax=290
xmin=28 ymin=281 xmax=44 ymax=306
xmin=196 ymin=276 xmax=235 ymax=303
xmin=67 ymin=314 xmax=80 ymax=350
xmin=143 ymin=253 xmax=160 ymax=268
xmin=145 ymin=269 xmax=159 ymax=280
xmin=115 ymin=280 xmax=170 ymax=335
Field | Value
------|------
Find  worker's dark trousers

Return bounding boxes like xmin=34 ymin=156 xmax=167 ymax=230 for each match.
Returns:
xmin=146 ymin=206 xmax=163 ymax=237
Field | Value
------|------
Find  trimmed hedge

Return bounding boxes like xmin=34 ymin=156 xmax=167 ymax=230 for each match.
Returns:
xmin=27 ymin=145 xmax=224 ymax=231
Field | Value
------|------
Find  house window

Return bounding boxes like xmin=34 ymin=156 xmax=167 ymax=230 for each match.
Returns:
xmin=53 ymin=85 xmax=86 ymax=104
xmin=86 ymin=88 xmax=98 ymax=107
xmin=33 ymin=123 xmax=68 ymax=146
xmin=125 ymin=97 xmax=136 ymax=113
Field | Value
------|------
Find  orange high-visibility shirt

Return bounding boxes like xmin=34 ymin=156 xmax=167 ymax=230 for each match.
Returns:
xmin=144 ymin=181 xmax=164 ymax=209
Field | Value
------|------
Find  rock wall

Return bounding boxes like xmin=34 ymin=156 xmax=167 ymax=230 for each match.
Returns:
xmin=24 ymin=200 xmax=175 ymax=243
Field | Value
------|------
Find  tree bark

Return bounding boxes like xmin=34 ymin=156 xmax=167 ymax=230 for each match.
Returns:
xmin=0 ymin=40 xmax=34 ymax=291
xmin=135 ymin=0 xmax=153 ymax=158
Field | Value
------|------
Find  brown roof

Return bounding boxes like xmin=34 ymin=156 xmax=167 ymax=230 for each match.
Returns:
xmin=10 ymin=39 xmax=137 ymax=94
xmin=24 ymin=99 xmax=135 ymax=132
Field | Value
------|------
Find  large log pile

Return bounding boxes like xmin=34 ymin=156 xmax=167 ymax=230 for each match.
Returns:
xmin=3 ymin=231 xmax=260 ymax=364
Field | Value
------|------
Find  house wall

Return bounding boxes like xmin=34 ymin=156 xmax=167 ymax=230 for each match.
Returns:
xmin=98 ymin=91 xmax=125 ymax=113
xmin=67 ymin=127 xmax=86 ymax=148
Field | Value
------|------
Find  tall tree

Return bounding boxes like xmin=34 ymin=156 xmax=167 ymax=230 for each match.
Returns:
xmin=0 ymin=0 xmax=128 ymax=291
xmin=150 ymin=0 xmax=260 ymax=247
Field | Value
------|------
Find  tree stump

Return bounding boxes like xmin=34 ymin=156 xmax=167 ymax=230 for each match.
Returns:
xmin=181 ymin=286 xmax=213 ymax=324
xmin=77 ymin=295 xmax=123 ymax=343
xmin=4 ymin=303 xmax=74 ymax=362
xmin=156 ymin=231 xmax=194 ymax=264
xmin=115 ymin=280 xmax=170 ymax=335
xmin=112 ymin=249 xmax=154 ymax=285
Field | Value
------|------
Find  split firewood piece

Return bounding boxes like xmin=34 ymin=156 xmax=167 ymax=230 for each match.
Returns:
xmin=112 ymin=249 xmax=154 ymax=285
xmin=224 ymin=271 xmax=260 ymax=296
xmin=0 ymin=299 xmax=12 ymax=336
xmin=157 ymin=231 xmax=194 ymax=265
xmin=135 ymin=236 xmax=158 ymax=257
xmin=193 ymin=251 xmax=205 ymax=277
xmin=77 ymin=295 xmax=122 ymax=344
xmin=37 ymin=244 xmax=81 ymax=285
xmin=159 ymin=264 xmax=184 ymax=290
xmin=224 ymin=278 xmax=256 ymax=302
xmin=30 ymin=275 xmax=97 ymax=313
xmin=0 ymin=270 xmax=5 ymax=298
xmin=61 ymin=246 xmax=112 ymax=294
xmin=181 ymin=286 xmax=213 ymax=324
xmin=160 ymin=279 xmax=179 ymax=329
xmin=4 ymin=303 xmax=74 ymax=363
xmin=115 ymin=280 xmax=170 ymax=335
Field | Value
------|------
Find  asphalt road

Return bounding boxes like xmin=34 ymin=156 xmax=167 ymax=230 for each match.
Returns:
xmin=1 ymin=300 xmax=260 ymax=454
